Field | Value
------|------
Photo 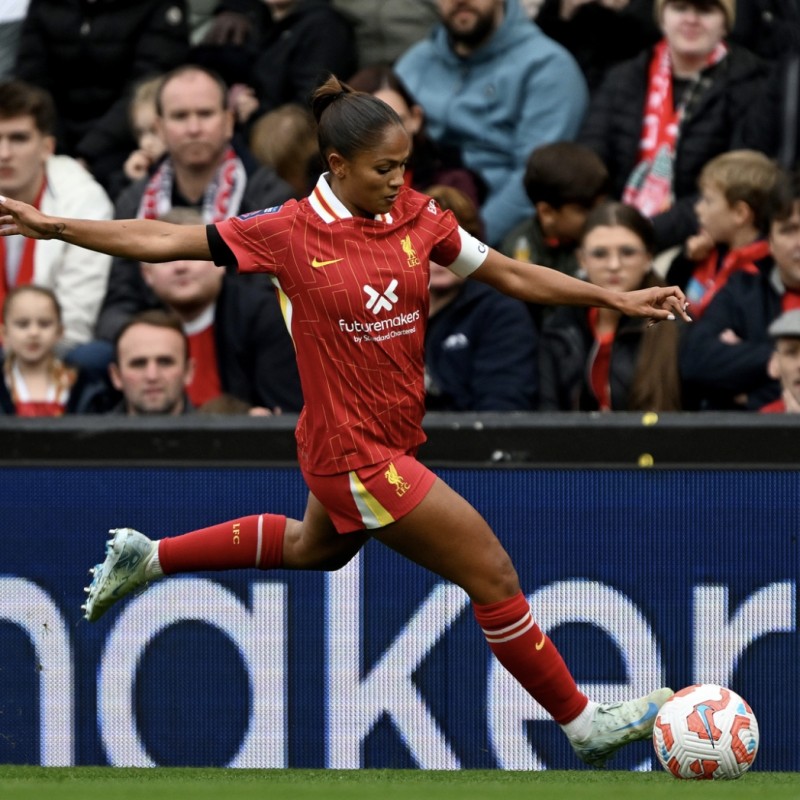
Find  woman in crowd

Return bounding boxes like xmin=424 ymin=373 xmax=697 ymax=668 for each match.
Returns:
xmin=539 ymin=202 xmax=685 ymax=411
xmin=578 ymin=0 xmax=767 ymax=252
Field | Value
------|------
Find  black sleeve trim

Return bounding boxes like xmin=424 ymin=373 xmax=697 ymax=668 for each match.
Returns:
xmin=207 ymin=224 xmax=239 ymax=274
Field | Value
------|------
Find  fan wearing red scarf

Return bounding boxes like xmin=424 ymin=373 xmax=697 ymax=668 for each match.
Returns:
xmin=578 ymin=0 xmax=767 ymax=252
xmin=0 ymin=80 xmax=113 ymax=357
xmin=666 ymin=150 xmax=779 ymax=319
xmin=681 ymin=168 xmax=800 ymax=410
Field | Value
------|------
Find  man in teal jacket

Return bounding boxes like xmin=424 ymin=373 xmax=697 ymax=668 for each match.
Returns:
xmin=395 ymin=0 xmax=588 ymax=246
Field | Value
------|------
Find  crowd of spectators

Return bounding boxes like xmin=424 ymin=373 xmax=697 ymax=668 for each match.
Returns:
xmin=2 ymin=0 xmax=800 ymax=416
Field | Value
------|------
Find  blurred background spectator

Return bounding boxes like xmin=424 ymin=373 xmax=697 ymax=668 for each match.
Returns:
xmin=107 ymin=309 xmax=195 ymax=416
xmin=0 ymin=285 xmax=109 ymax=415
xmin=666 ymin=149 xmax=778 ymax=318
xmin=500 ymin=140 xmax=610 ymax=326
xmin=0 ymin=80 xmax=113 ymax=361
xmin=14 ymin=0 xmax=190 ymax=191
xmin=395 ymin=0 xmax=588 ymax=246
xmin=535 ymin=0 xmax=661 ymax=90
xmin=678 ymin=167 xmax=800 ymax=410
xmin=248 ymin=103 xmax=321 ymax=197
xmin=424 ymin=184 xmax=539 ymax=411
xmin=577 ymin=0 xmax=768 ymax=254
xmin=94 ymin=64 xmax=294 ymax=350
xmin=760 ymin=308 xmax=800 ymax=413
xmin=538 ymin=201 xmax=684 ymax=410
xmin=107 ymin=75 xmax=168 ymax=200
xmin=333 ymin=0 xmax=439 ymax=67
xmin=194 ymin=0 xmax=357 ymax=134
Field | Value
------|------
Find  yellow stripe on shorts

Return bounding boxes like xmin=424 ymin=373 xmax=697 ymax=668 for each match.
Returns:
xmin=348 ymin=471 xmax=395 ymax=529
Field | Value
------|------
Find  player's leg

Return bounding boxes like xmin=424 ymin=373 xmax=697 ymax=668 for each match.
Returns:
xmin=373 ymin=476 xmax=672 ymax=767
xmin=82 ymin=492 xmax=369 ymax=622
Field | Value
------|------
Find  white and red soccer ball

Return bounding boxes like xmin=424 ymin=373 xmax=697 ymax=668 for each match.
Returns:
xmin=652 ymin=683 xmax=759 ymax=779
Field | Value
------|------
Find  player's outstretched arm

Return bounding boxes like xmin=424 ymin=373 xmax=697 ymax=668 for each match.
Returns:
xmin=0 ymin=194 xmax=212 ymax=263
xmin=472 ymin=248 xmax=691 ymax=324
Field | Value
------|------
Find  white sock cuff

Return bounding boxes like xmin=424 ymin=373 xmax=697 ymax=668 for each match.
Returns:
xmin=561 ymin=700 xmax=599 ymax=741
xmin=144 ymin=542 xmax=164 ymax=580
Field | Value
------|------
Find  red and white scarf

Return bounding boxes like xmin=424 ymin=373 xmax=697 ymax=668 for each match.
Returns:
xmin=137 ymin=146 xmax=247 ymax=222
xmin=623 ymin=39 xmax=727 ymax=217
xmin=5 ymin=359 xmax=75 ymax=417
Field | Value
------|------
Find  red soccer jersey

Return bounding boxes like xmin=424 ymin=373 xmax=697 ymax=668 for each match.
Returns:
xmin=211 ymin=175 xmax=487 ymax=474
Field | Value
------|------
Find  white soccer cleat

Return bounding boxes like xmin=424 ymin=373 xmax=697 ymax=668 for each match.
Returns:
xmin=569 ymin=687 xmax=674 ymax=768
xmin=82 ymin=528 xmax=156 ymax=622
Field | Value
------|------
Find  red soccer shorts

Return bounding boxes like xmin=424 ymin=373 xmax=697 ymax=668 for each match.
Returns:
xmin=301 ymin=453 xmax=437 ymax=534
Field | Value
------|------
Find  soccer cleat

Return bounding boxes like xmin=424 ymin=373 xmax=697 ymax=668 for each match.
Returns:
xmin=569 ymin=687 xmax=674 ymax=768
xmin=82 ymin=528 xmax=156 ymax=622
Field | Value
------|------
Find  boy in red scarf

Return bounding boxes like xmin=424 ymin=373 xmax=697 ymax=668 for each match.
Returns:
xmin=667 ymin=150 xmax=779 ymax=317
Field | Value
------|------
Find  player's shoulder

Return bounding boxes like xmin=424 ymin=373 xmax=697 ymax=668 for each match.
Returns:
xmin=393 ymin=186 xmax=451 ymax=226
xmin=233 ymin=197 xmax=300 ymax=224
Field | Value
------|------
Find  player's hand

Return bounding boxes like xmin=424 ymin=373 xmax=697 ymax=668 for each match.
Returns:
xmin=0 ymin=195 xmax=60 ymax=240
xmin=614 ymin=285 xmax=692 ymax=324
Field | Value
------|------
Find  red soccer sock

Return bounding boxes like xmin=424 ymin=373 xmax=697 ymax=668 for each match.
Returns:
xmin=473 ymin=591 xmax=588 ymax=724
xmin=158 ymin=514 xmax=286 ymax=575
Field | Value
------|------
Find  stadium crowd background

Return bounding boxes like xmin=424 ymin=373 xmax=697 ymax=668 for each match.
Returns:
xmin=2 ymin=0 xmax=800 ymax=418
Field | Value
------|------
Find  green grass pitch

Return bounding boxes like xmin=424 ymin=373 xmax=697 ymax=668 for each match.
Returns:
xmin=0 ymin=768 xmax=798 ymax=800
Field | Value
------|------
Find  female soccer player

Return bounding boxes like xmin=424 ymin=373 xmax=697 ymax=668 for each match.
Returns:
xmin=0 ymin=76 xmax=687 ymax=768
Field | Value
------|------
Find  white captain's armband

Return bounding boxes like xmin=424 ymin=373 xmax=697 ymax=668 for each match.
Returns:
xmin=447 ymin=227 xmax=489 ymax=277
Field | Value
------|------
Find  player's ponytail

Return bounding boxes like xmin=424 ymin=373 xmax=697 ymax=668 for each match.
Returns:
xmin=311 ymin=74 xmax=404 ymax=165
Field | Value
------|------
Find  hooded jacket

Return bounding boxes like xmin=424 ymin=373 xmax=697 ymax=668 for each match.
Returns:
xmin=395 ymin=0 xmax=588 ymax=246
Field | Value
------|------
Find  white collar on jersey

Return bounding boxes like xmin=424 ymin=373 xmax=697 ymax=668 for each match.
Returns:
xmin=308 ymin=172 xmax=394 ymax=225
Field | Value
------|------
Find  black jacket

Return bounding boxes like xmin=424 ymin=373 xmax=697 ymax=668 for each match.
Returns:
xmin=538 ymin=304 xmax=649 ymax=411
xmin=103 ymin=272 xmax=302 ymax=413
xmin=578 ymin=43 xmax=768 ymax=250
xmin=15 ymin=0 xmax=190 ymax=187
xmin=679 ymin=263 xmax=782 ymax=410
xmin=247 ymin=0 xmax=358 ymax=116
xmin=425 ymin=281 xmax=538 ymax=412
xmin=95 ymin=161 xmax=295 ymax=342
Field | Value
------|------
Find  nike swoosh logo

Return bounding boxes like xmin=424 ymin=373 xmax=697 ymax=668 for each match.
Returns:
xmin=311 ymin=257 xmax=344 ymax=268
xmin=535 ymin=633 xmax=546 ymax=650
xmin=613 ymin=702 xmax=658 ymax=731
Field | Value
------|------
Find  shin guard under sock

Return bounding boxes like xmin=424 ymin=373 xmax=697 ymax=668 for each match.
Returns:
xmin=158 ymin=514 xmax=286 ymax=575
xmin=473 ymin=590 xmax=588 ymax=724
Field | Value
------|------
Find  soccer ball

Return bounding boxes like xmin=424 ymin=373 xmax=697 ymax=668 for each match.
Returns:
xmin=652 ymin=684 xmax=759 ymax=779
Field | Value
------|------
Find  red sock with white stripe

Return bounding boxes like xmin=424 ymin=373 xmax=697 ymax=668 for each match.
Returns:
xmin=473 ymin=590 xmax=588 ymax=724
xmin=157 ymin=514 xmax=286 ymax=574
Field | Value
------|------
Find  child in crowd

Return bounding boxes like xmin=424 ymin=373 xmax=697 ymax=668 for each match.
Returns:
xmin=760 ymin=310 xmax=800 ymax=413
xmin=122 ymin=76 xmax=167 ymax=184
xmin=248 ymin=104 xmax=321 ymax=198
xmin=0 ymin=285 xmax=107 ymax=415
xmin=106 ymin=76 xmax=168 ymax=199
xmin=501 ymin=141 xmax=609 ymax=328
xmin=501 ymin=141 xmax=610 ymax=277
xmin=666 ymin=150 xmax=779 ymax=318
